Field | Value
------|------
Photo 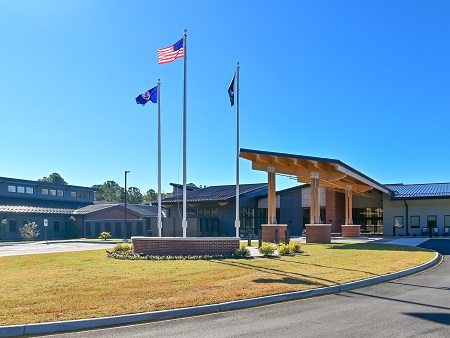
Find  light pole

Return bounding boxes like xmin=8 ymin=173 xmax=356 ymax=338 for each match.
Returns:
xmin=124 ymin=170 xmax=130 ymax=239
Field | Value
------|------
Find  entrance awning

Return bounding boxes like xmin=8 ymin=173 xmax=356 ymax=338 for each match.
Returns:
xmin=240 ymin=148 xmax=390 ymax=195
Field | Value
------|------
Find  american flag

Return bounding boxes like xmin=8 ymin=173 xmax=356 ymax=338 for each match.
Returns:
xmin=158 ymin=38 xmax=184 ymax=64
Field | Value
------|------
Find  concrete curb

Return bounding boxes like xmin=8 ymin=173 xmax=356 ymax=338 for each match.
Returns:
xmin=0 ymin=252 xmax=440 ymax=337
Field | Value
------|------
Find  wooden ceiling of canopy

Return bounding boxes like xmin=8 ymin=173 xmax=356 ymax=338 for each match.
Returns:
xmin=240 ymin=148 xmax=390 ymax=194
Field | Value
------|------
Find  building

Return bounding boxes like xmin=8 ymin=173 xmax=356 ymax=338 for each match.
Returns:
xmin=0 ymin=176 xmax=95 ymax=240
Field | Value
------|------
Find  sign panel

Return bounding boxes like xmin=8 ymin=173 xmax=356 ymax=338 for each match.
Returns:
xmin=44 ymin=219 xmax=48 ymax=227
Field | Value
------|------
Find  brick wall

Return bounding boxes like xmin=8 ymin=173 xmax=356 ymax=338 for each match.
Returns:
xmin=131 ymin=237 xmax=240 ymax=256
xmin=325 ymin=189 xmax=345 ymax=233
xmin=261 ymin=224 xmax=288 ymax=243
xmin=341 ymin=225 xmax=361 ymax=237
xmin=306 ymin=224 xmax=331 ymax=244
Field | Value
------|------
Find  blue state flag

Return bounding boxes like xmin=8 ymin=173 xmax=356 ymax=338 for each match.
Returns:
xmin=136 ymin=86 xmax=158 ymax=106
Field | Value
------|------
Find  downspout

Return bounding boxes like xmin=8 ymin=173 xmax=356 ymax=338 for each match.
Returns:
xmin=403 ymin=200 xmax=409 ymax=236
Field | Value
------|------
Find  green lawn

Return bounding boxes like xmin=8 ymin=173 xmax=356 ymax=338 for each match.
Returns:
xmin=0 ymin=243 xmax=435 ymax=326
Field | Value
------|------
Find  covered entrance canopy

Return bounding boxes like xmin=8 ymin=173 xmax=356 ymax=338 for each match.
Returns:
xmin=240 ymin=148 xmax=390 ymax=230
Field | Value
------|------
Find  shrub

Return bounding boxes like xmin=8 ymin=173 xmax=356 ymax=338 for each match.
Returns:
xmin=289 ymin=240 xmax=302 ymax=253
xmin=20 ymin=222 xmax=40 ymax=241
xmin=278 ymin=242 xmax=291 ymax=255
xmin=98 ymin=231 xmax=112 ymax=241
xmin=259 ymin=242 xmax=276 ymax=256
xmin=234 ymin=247 xmax=250 ymax=258
xmin=113 ymin=243 xmax=133 ymax=252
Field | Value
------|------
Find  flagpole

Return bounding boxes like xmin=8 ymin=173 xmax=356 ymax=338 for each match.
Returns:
xmin=235 ymin=62 xmax=240 ymax=238
xmin=157 ymin=78 xmax=162 ymax=237
xmin=182 ymin=29 xmax=188 ymax=238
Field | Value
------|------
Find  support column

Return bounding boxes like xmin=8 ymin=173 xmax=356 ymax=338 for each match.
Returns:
xmin=268 ymin=170 xmax=276 ymax=224
xmin=310 ymin=171 xmax=320 ymax=224
xmin=342 ymin=184 xmax=361 ymax=237
xmin=345 ymin=185 xmax=353 ymax=225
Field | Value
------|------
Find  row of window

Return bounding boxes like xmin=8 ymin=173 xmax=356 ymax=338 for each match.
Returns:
xmin=8 ymin=185 xmax=34 ymax=194
xmin=394 ymin=215 xmax=450 ymax=228
xmin=7 ymin=219 xmax=63 ymax=232
xmin=7 ymin=184 xmax=91 ymax=199
xmin=85 ymin=221 xmax=145 ymax=237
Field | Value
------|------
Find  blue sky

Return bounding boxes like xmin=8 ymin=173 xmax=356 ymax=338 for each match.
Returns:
xmin=1 ymin=0 xmax=449 ymax=193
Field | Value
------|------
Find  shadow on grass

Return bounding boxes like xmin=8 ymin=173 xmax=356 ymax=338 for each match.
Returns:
xmin=211 ymin=259 xmax=334 ymax=287
xmin=325 ymin=242 xmax=432 ymax=252
xmin=254 ymin=276 xmax=318 ymax=285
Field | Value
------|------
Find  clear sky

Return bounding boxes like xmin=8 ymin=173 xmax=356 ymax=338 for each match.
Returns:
xmin=1 ymin=0 xmax=449 ymax=193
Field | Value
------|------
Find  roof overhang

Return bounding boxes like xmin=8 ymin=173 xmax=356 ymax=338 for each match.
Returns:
xmin=240 ymin=148 xmax=390 ymax=195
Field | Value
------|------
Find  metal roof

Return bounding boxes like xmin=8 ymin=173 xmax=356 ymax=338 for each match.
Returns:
xmin=161 ymin=183 xmax=267 ymax=203
xmin=73 ymin=203 xmax=159 ymax=217
xmin=386 ymin=183 xmax=450 ymax=199
xmin=240 ymin=148 xmax=390 ymax=194
xmin=0 ymin=205 xmax=75 ymax=214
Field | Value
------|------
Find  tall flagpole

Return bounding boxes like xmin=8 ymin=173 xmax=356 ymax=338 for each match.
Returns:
xmin=182 ymin=29 xmax=188 ymax=238
xmin=235 ymin=62 xmax=240 ymax=238
xmin=157 ymin=79 xmax=162 ymax=237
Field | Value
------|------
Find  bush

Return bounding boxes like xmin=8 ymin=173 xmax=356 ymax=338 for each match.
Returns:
xmin=98 ymin=231 xmax=112 ymax=241
xmin=234 ymin=247 xmax=250 ymax=258
xmin=259 ymin=242 xmax=276 ymax=256
xmin=20 ymin=222 xmax=40 ymax=241
xmin=289 ymin=240 xmax=303 ymax=253
xmin=278 ymin=242 xmax=291 ymax=255
xmin=113 ymin=243 xmax=133 ymax=252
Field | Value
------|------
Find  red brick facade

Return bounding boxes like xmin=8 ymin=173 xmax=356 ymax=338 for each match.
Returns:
xmin=132 ymin=237 xmax=240 ymax=256
xmin=306 ymin=224 xmax=331 ymax=244
xmin=325 ymin=189 xmax=345 ymax=233
xmin=261 ymin=224 xmax=288 ymax=243
xmin=341 ymin=225 xmax=361 ymax=237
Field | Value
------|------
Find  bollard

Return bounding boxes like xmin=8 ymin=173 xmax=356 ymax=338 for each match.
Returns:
xmin=247 ymin=229 xmax=252 ymax=246
xmin=258 ymin=231 xmax=262 ymax=248
xmin=275 ymin=229 xmax=279 ymax=243
xmin=285 ymin=229 xmax=290 ymax=244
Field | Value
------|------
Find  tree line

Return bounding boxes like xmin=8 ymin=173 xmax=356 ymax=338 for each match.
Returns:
xmin=38 ymin=173 xmax=170 ymax=204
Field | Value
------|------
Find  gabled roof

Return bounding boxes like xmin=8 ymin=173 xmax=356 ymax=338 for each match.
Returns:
xmin=0 ymin=205 xmax=75 ymax=214
xmin=73 ymin=203 xmax=160 ymax=217
xmin=170 ymin=183 xmax=201 ymax=191
xmin=161 ymin=183 xmax=267 ymax=203
xmin=386 ymin=183 xmax=450 ymax=199
xmin=240 ymin=148 xmax=391 ymax=194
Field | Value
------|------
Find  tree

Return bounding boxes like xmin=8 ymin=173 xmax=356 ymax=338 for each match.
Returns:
xmin=93 ymin=181 xmax=123 ymax=203
xmin=143 ymin=189 xmax=158 ymax=203
xmin=0 ymin=219 xmax=7 ymax=240
xmin=20 ymin=221 xmax=40 ymax=241
xmin=126 ymin=187 xmax=143 ymax=204
xmin=38 ymin=173 xmax=68 ymax=185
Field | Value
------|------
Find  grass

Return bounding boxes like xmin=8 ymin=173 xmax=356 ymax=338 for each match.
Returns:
xmin=0 ymin=243 xmax=435 ymax=326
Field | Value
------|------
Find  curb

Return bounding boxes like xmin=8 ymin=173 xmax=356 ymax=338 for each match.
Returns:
xmin=0 ymin=252 xmax=440 ymax=337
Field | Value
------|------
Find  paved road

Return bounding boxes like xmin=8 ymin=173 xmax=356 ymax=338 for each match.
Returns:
xmin=42 ymin=239 xmax=450 ymax=338
xmin=0 ymin=240 xmax=117 ymax=257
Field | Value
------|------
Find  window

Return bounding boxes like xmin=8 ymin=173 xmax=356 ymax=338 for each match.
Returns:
xmin=427 ymin=215 xmax=437 ymax=228
xmin=411 ymin=216 xmax=420 ymax=228
xmin=9 ymin=220 xmax=17 ymax=232
xmin=445 ymin=215 xmax=450 ymax=227
xmin=137 ymin=222 xmax=144 ymax=236
xmin=85 ymin=222 xmax=92 ymax=237
xmin=394 ymin=216 xmax=404 ymax=228
xmin=17 ymin=186 xmax=25 ymax=193
xmin=105 ymin=222 xmax=111 ymax=233
xmin=95 ymin=223 xmax=101 ymax=237
xmin=42 ymin=189 xmax=49 ymax=195
xmin=8 ymin=185 xmax=16 ymax=193
xmin=77 ymin=192 xmax=83 ymax=198
xmin=84 ymin=192 xmax=90 ymax=199
xmin=71 ymin=191 xmax=77 ymax=198
xmin=115 ymin=222 xmax=122 ymax=237
xmin=54 ymin=220 xmax=60 ymax=232
xmin=26 ymin=187 xmax=34 ymax=194
xmin=57 ymin=190 xmax=64 ymax=197
xmin=50 ymin=189 xmax=57 ymax=196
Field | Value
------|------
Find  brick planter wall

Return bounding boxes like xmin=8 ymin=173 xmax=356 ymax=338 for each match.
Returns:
xmin=131 ymin=237 xmax=240 ymax=256
xmin=261 ymin=224 xmax=288 ymax=243
xmin=341 ymin=225 xmax=361 ymax=237
xmin=306 ymin=224 xmax=331 ymax=244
